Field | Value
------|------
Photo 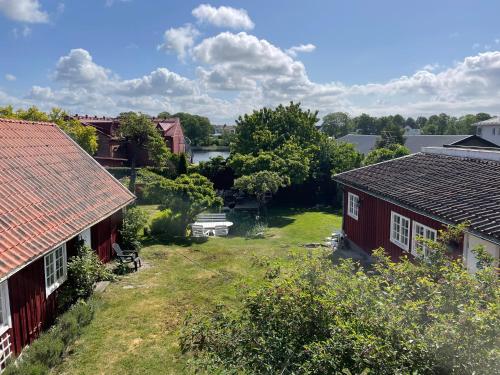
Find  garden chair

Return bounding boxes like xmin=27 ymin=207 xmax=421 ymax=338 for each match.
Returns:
xmin=112 ymin=243 xmax=141 ymax=271
xmin=191 ymin=224 xmax=208 ymax=238
xmin=214 ymin=225 xmax=229 ymax=237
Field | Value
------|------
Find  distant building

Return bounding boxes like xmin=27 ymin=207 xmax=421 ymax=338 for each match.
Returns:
xmin=73 ymin=115 xmax=187 ymax=167
xmin=337 ymin=134 xmax=489 ymax=155
xmin=404 ymin=125 xmax=421 ymax=136
xmin=213 ymin=124 xmax=236 ymax=136
xmin=473 ymin=116 xmax=500 ymax=146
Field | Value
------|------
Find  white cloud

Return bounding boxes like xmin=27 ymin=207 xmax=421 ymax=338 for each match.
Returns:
xmin=421 ymin=63 xmax=440 ymax=72
xmin=158 ymin=24 xmax=199 ymax=61
xmin=55 ymin=49 xmax=111 ymax=85
xmin=192 ymin=4 xmax=254 ymax=30
xmin=115 ymin=68 xmax=197 ymax=96
xmin=0 ymin=0 xmax=48 ymax=23
xmin=4 ymin=73 xmax=16 ymax=81
xmin=12 ymin=25 xmax=32 ymax=38
xmin=286 ymin=44 xmax=316 ymax=57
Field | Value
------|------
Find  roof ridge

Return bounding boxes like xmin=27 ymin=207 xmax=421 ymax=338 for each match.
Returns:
xmin=0 ymin=117 xmax=57 ymax=127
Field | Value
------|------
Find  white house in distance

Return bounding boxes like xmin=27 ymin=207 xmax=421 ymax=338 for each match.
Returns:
xmin=474 ymin=116 xmax=500 ymax=146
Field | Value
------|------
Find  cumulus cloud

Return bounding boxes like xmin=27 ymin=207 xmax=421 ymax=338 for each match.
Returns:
xmin=6 ymin=42 xmax=500 ymax=123
xmin=4 ymin=73 xmax=16 ymax=81
xmin=158 ymin=24 xmax=199 ymax=61
xmin=192 ymin=4 xmax=254 ymax=30
xmin=55 ymin=49 xmax=111 ymax=85
xmin=286 ymin=44 xmax=316 ymax=57
xmin=0 ymin=0 xmax=49 ymax=23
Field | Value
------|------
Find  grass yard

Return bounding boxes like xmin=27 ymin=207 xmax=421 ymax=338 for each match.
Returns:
xmin=54 ymin=206 xmax=341 ymax=375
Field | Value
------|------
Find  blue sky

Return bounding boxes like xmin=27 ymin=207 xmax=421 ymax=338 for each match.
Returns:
xmin=0 ymin=0 xmax=499 ymax=123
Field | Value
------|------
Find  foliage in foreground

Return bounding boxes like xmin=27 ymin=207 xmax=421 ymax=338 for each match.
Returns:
xmin=58 ymin=241 xmax=113 ymax=310
xmin=180 ymin=226 xmax=499 ymax=374
xmin=4 ymin=299 xmax=97 ymax=375
xmin=120 ymin=206 xmax=148 ymax=250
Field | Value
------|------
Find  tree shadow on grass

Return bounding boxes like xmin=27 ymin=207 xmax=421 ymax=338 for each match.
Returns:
xmin=141 ymin=235 xmax=208 ymax=248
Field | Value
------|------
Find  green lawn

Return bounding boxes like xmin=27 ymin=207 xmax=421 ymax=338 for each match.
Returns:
xmin=54 ymin=206 xmax=341 ymax=375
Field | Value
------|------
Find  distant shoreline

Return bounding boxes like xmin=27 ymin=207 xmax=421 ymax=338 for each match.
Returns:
xmin=190 ymin=145 xmax=230 ymax=151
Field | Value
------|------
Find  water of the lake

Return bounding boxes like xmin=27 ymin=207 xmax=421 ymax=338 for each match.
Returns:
xmin=191 ymin=150 xmax=230 ymax=163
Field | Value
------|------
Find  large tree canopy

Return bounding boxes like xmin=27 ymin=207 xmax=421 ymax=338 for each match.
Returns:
xmin=170 ymin=112 xmax=213 ymax=146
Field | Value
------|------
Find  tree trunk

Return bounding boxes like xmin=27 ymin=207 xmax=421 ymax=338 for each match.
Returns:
xmin=129 ymin=144 xmax=137 ymax=193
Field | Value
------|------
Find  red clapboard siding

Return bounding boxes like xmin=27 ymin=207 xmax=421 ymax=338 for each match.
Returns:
xmin=343 ymin=187 xmax=447 ymax=261
xmin=91 ymin=210 xmax=123 ymax=263
xmin=7 ymin=257 xmax=56 ymax=354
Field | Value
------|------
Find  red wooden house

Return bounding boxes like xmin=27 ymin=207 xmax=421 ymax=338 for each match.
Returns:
xmin=154 ymin=118 xmax=186 ymax=154
xmin=334 ymin=147 xmax=500 ymax=271
xmin=0 ymin=118 xmax=135 ymax=365
xmin=74 ymin=115 xmax=187 ymax=167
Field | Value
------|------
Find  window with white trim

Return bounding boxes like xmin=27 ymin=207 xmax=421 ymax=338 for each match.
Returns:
xmin=347 ymin=192 xmax=359 ymax=220
xmin=412 ymin=222 xmax=437 ymax=258
xmin=0 ymin=280 xmax=11 ymax=370
xmin=44 ymin=244 xmax=67 ymax=297
xmin=390 ymin=211 xmax=410 ymax=250
xmin=0 ymin=281 xmax=11 ymax=336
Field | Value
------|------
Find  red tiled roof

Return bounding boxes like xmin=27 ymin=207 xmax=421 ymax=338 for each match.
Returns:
xmin=0 ymin=118 xmax=135 ymax=278
xmin=156 ymin=118 xmax=181 ymax=137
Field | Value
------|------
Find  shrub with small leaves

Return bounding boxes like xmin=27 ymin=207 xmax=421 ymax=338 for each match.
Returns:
xmin=120 ymin=206 xmax=148 ymax=250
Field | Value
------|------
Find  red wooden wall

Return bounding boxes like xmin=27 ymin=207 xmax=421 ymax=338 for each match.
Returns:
xmin=91 ymin=210 xmax=122 ymax=263
xmin=343 ymin=186 xmax=447 ymax=261
xmin=7 ymin=257 xmax=57 ymax=354
xmin=6 ymin=209 xmax=123 ymax=355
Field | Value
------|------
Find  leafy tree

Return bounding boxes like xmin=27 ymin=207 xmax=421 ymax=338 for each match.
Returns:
xmin=180 ymin=225 xmax=499 ymax=374
xmin=364 ymin=144 xmax=410 ymax=165
xmin=119 ymin=112 xmax=170 ymax=190
xmin=415 ymin=116 xmax=427 ymax=129
xmin=196 ymin=156 xmax=235 ymax=190
xmin=320 ymin=112 xmax=352 ymax=138
xmin=16 ymin=106 xmax=49 ymax=121
xmin=353 ymin=113 xmax=377 ymax=134
xmin=0 ymin=105 xmax=15 ymax=118
xmin=157 ymin=111 xmax=172 ymax=119
xmin=233 ymin=171 xmax=288 ymax=215
xmin=232 ymin=102 xmax=320 ymax=155
xmin=405 ymin=116 xmax=416 ymax=128
xmin=177 ymin=153 xmax=188 ymax=175
xmin=173 ymin=112 xmax=213 ymax=146
xmin=375 ymin=121 xmax=406 ymax=148
xmin=145 ymin=172 xmax=222 ymax=227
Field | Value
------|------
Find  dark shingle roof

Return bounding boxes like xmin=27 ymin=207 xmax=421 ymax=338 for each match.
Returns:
xmin=0 ymin=118 xmax=135 ymax=277
xmin=337 ymin=134 xmax=470 ymax=155
xmin=334 ymin=152 xmax=500 ymax=242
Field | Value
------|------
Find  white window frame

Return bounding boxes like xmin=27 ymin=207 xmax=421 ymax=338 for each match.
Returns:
xmin=347 ymin=192 xmax=359 ymax=220
xmin=390 ymin=211 xmax=410 ymax=251
xmin=0 ymin=281 xmax=11 ymax=336
xmin=412 ymin=221 xmax=437 ymax=258
xmin=44 ymin=244 xmax=67 ymax=297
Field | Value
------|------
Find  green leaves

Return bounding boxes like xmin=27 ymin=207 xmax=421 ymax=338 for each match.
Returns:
xmin=180 ymin=225 xmax=500 ymax=374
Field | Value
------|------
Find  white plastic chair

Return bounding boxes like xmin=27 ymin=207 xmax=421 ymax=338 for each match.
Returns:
xmin=214 ymin=225 xmax=229 ymax=237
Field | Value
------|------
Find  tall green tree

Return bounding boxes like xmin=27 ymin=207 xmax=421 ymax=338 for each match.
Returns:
xmin=119 ymin=112 xmax=170 ymax=191
xmin=353 ymin=113 xmax=377 ymax=134
xmin=320 ymin=112 xmax=352 ymax=138
xmin=376 ymin=121 xmax=406 ymax=148
xmin=364 ymin=144 xmax=410 ymax=165
xmin=172 ymin=112 xmax=213 ymax=146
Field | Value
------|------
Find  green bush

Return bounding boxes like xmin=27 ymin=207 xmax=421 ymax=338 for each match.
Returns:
xmin=4 ymin=300 xmax=96 ymax=374
xmin=180 ymin=225 xmax=500 ymax=374
xmin=150 ymin=209 xmax=186 ymax=239
xmin=58 ymin=241 xmax=113 ymax=310
xmin=120 ymin=206 xmax=148 ymax=250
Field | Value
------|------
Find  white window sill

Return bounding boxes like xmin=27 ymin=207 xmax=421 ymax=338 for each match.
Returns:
xmin=390 ymin=238 xmax=409 ymax=251
xmin=347 ymin=212 xmax=358 ymax=220
xmin=0 ymin=324 xmax=10 ymax=337
xmin=45 ymin=276 xmax=67 ymax=297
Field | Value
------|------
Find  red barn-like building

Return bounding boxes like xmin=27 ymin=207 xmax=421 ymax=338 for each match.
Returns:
xmin=334 ymin=147 xmax=500 ymax=271
xmin=0 ymin=118 xmax=135 ymax=364
xmin=74 ymin=115 xmax=187 ymax=167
